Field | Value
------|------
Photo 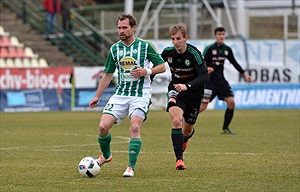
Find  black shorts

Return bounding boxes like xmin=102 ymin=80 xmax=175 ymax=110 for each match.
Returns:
xmin=205 ymin=83 xmax=234 ymax=101
xmin=166 ymin=90 xmax=200 ymax=125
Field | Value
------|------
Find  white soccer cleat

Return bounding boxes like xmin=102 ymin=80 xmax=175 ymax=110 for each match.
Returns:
xmin=123 ymin=166 xmax=134 ymax=177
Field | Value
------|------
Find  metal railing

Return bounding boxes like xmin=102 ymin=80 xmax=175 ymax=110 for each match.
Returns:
xmin=1 ymin=0 xmax=111 ymax=66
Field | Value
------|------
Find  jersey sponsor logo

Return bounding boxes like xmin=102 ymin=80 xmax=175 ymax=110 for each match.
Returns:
xmin=212 ymin=57 xmax=225 ymax=65
xmin=119 ymin=56 xmax=137 ymax=70
xmin=184 ymin=59 xmax=191 ymax=66
xmin=170 ymin=67 xmax=193 ymax=72
xmin=120 ymin=73 xmax=139 ymax=82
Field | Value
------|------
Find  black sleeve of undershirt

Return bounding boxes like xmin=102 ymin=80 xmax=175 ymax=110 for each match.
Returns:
xmin=187 ymin=60 xmax=210 ymax=89
xmin=227 ymin=47 xmax=245 ymax=74
xmin=203 ymin=47 xmax=213 ymax=68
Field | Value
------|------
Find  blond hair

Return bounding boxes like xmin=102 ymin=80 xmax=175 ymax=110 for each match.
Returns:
xmin=169 ymin=23 xmax=187 ymax=37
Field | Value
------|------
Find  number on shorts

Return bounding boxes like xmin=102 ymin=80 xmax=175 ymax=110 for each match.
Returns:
xmin=104 ymin=103 xmax=114 ymax=111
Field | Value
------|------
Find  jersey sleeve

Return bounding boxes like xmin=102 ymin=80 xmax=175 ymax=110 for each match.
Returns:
xmin=147 ymin=42 xmax=165 ymax=66
xmin=187 ymin=48 xmax=209 ymax=88
xmin=227 ymin=47 xmax=245 ymax=74
xmin=203 ymin=46 xmax=213 ymax=68
xmin=104 ymin=49 xmax=117 ymax=74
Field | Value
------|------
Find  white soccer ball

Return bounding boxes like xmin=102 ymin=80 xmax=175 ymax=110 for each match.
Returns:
xmin=78 ymin=156 xmax=100 ymax=177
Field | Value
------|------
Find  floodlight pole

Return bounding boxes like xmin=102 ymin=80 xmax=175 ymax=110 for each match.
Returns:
xmin=124 ymin=0 xmax=134 ymax=14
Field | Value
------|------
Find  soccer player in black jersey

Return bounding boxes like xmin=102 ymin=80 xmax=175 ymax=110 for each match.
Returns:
xmin=200 ymin=27 xmax=252 ymax=134
xmin=161 ymin=23 xmax=209 ymax=170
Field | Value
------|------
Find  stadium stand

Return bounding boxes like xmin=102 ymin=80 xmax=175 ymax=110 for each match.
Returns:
xmin=24 ymin=47 xmax=39 ymax=59
xmin=0 ymin=25 xmax=10 ymax=37
xmin=0 ymin=3 xmax=78 ymax=67
xmin=14 ymin=58 xmax=23 ymax=67
xmin=0 ymin=36 xmax=11 ymax=47
xmin=5 ymin=58 xmax=15 ymax=67
xmin=10 ymin=36 xmax=24 ymax=47
xmin=31 ymin=58 xmax=39 ymax=67
xmin=0 ymin=58 xmax=7 ymax=67
xmin=38 ymin=58 xmax=49 ymax=67
xmin=0 ymin=30 xmax=48 ymax=68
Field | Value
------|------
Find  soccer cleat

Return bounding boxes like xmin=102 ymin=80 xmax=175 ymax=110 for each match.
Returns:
xmin=183 ymin=128 xmax=195 ymax=152
xmin=123 ymin=166 xmax=134 ymax=177
xmin=98 ymin=154 xmax=112 ymax=166
xmin=175 ymin=159 xmax=186 ymax=170
xmin=221 ymin=128 xmax=236 ymax=135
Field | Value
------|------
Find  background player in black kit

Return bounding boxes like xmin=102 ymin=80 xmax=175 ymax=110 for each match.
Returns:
xmin=161 ymin=23 xmax=209 ymax=170
xmin=200 ymin=27 xmax=252 ymax=134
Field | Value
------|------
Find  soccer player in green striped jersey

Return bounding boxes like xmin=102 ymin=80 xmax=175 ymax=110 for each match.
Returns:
xmin=161 ymin=23 xmax=209 ymax=170
xmin=89 ymin=13 xmax=166 ymax=177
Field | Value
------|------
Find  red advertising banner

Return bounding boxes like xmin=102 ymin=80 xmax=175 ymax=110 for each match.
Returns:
xmin=0 ymin=68 xmax=73 ymax=90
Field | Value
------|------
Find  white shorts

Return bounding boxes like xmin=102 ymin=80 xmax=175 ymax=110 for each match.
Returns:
xmin=103 ymin=95 xmax=151 ymax=125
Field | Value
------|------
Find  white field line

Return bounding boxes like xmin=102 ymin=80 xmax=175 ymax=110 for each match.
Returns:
xmin=0 ymin=135 xmax=129 ymax=151
xmin=0 ymin=135 xmax=261 ymax=155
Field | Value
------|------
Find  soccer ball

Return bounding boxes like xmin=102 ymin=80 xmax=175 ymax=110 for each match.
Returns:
xmin=78 ymin=156 xmax=100 ymax=177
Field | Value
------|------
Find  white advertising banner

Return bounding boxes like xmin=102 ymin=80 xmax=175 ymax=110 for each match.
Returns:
xmin=71 ymin=39 xmax=299 ymax=110
xmin=74 ymin=66 xmax=105 ymax=88
xmin=151 ymin=39 xmax=299 ymax=85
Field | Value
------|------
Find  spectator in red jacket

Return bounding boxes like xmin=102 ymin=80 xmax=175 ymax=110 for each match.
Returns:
xmin=43 ymin=0 xmax=61 ymax=35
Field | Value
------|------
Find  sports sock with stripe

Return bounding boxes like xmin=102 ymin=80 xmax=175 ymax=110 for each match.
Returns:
xmin=171 ymin=128 xmax=183 ymax=161
xmin=128 ymin=138 xmax=142 ymax=170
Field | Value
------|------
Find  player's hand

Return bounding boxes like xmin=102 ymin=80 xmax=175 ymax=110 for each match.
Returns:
xmin=207 ymin=67 xmax=214 ymax=74
xmin=130 ymin=66 xmax=146 ymax=77
xmin=89 ymin=97 xmax=99 ymax=108
xmin=243 ymin=73 xmax=252 ymax=82
xmin=174 ymin=83 xmax=187 ymax=92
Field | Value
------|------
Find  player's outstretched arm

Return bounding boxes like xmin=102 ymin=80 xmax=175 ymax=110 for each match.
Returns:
xmin=89 ymin=73 xmax=113 ymax=108
xmin=243 ymin=72 xmax=252 ymax=82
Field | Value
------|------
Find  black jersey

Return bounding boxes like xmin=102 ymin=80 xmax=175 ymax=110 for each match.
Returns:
xmin=161 ymin=43 xmax=209 ymax=100
xmin=203 ymin=42 xmax=244 ymax=85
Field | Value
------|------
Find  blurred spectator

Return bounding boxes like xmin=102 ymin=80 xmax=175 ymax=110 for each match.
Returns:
xmin=43 ymin=0 xmax=61 ymax=35
xmin=61 ymin=0 xmax=84 ymax=32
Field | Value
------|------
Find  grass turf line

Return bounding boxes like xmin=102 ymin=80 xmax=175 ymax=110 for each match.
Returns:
xmin=0 ymin=110 xmax=299 ymax=191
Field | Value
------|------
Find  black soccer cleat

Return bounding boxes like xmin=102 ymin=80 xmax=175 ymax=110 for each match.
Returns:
xmin=221 ymin=128 xmax=236 ymax=135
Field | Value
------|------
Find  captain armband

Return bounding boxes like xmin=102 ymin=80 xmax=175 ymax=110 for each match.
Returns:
xmin=168 ymin=90 xmax=179 ymax=99
xmin=203 ymin=89 xmax=212 ymax=98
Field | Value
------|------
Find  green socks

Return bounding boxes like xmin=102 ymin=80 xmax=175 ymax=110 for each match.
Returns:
xmin=128 ymin=138 xmax=142 ymax=170
xmin=98 ymin=134 xmax=142 ymax=170
xmin=98 ymin=133 xmax=111 ymax=159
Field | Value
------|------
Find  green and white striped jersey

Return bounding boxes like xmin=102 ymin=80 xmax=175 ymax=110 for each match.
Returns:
xmin=104 ymin=37 xmax=164 ymax=97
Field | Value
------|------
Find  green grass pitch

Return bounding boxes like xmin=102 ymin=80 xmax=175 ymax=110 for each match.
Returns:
xmin=0 ymin=109 xmax=299 ymax=191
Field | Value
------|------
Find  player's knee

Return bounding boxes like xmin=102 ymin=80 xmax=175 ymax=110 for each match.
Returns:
xmin=130 ymin=124 xmax=140 ymax=135
xmin=227 ymin=100 xmax=235 ymax=109
xmin=172 ymin=117 xmax=182 ymax=127
xmin=99 ymin=123 xmax=110 ymax=136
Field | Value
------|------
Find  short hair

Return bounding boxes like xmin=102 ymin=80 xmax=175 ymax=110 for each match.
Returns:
xmin=169 ymin=23 xmax=187 ymax=37
xmin=118 ymin=13 xmax=137 ymax=27
xmin=214 ymin=27 xmax=226 ymax=35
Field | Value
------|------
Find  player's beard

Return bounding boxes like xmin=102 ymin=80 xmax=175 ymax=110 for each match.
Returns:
xmin=119 ymin=33 xmax=133 ymax=42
